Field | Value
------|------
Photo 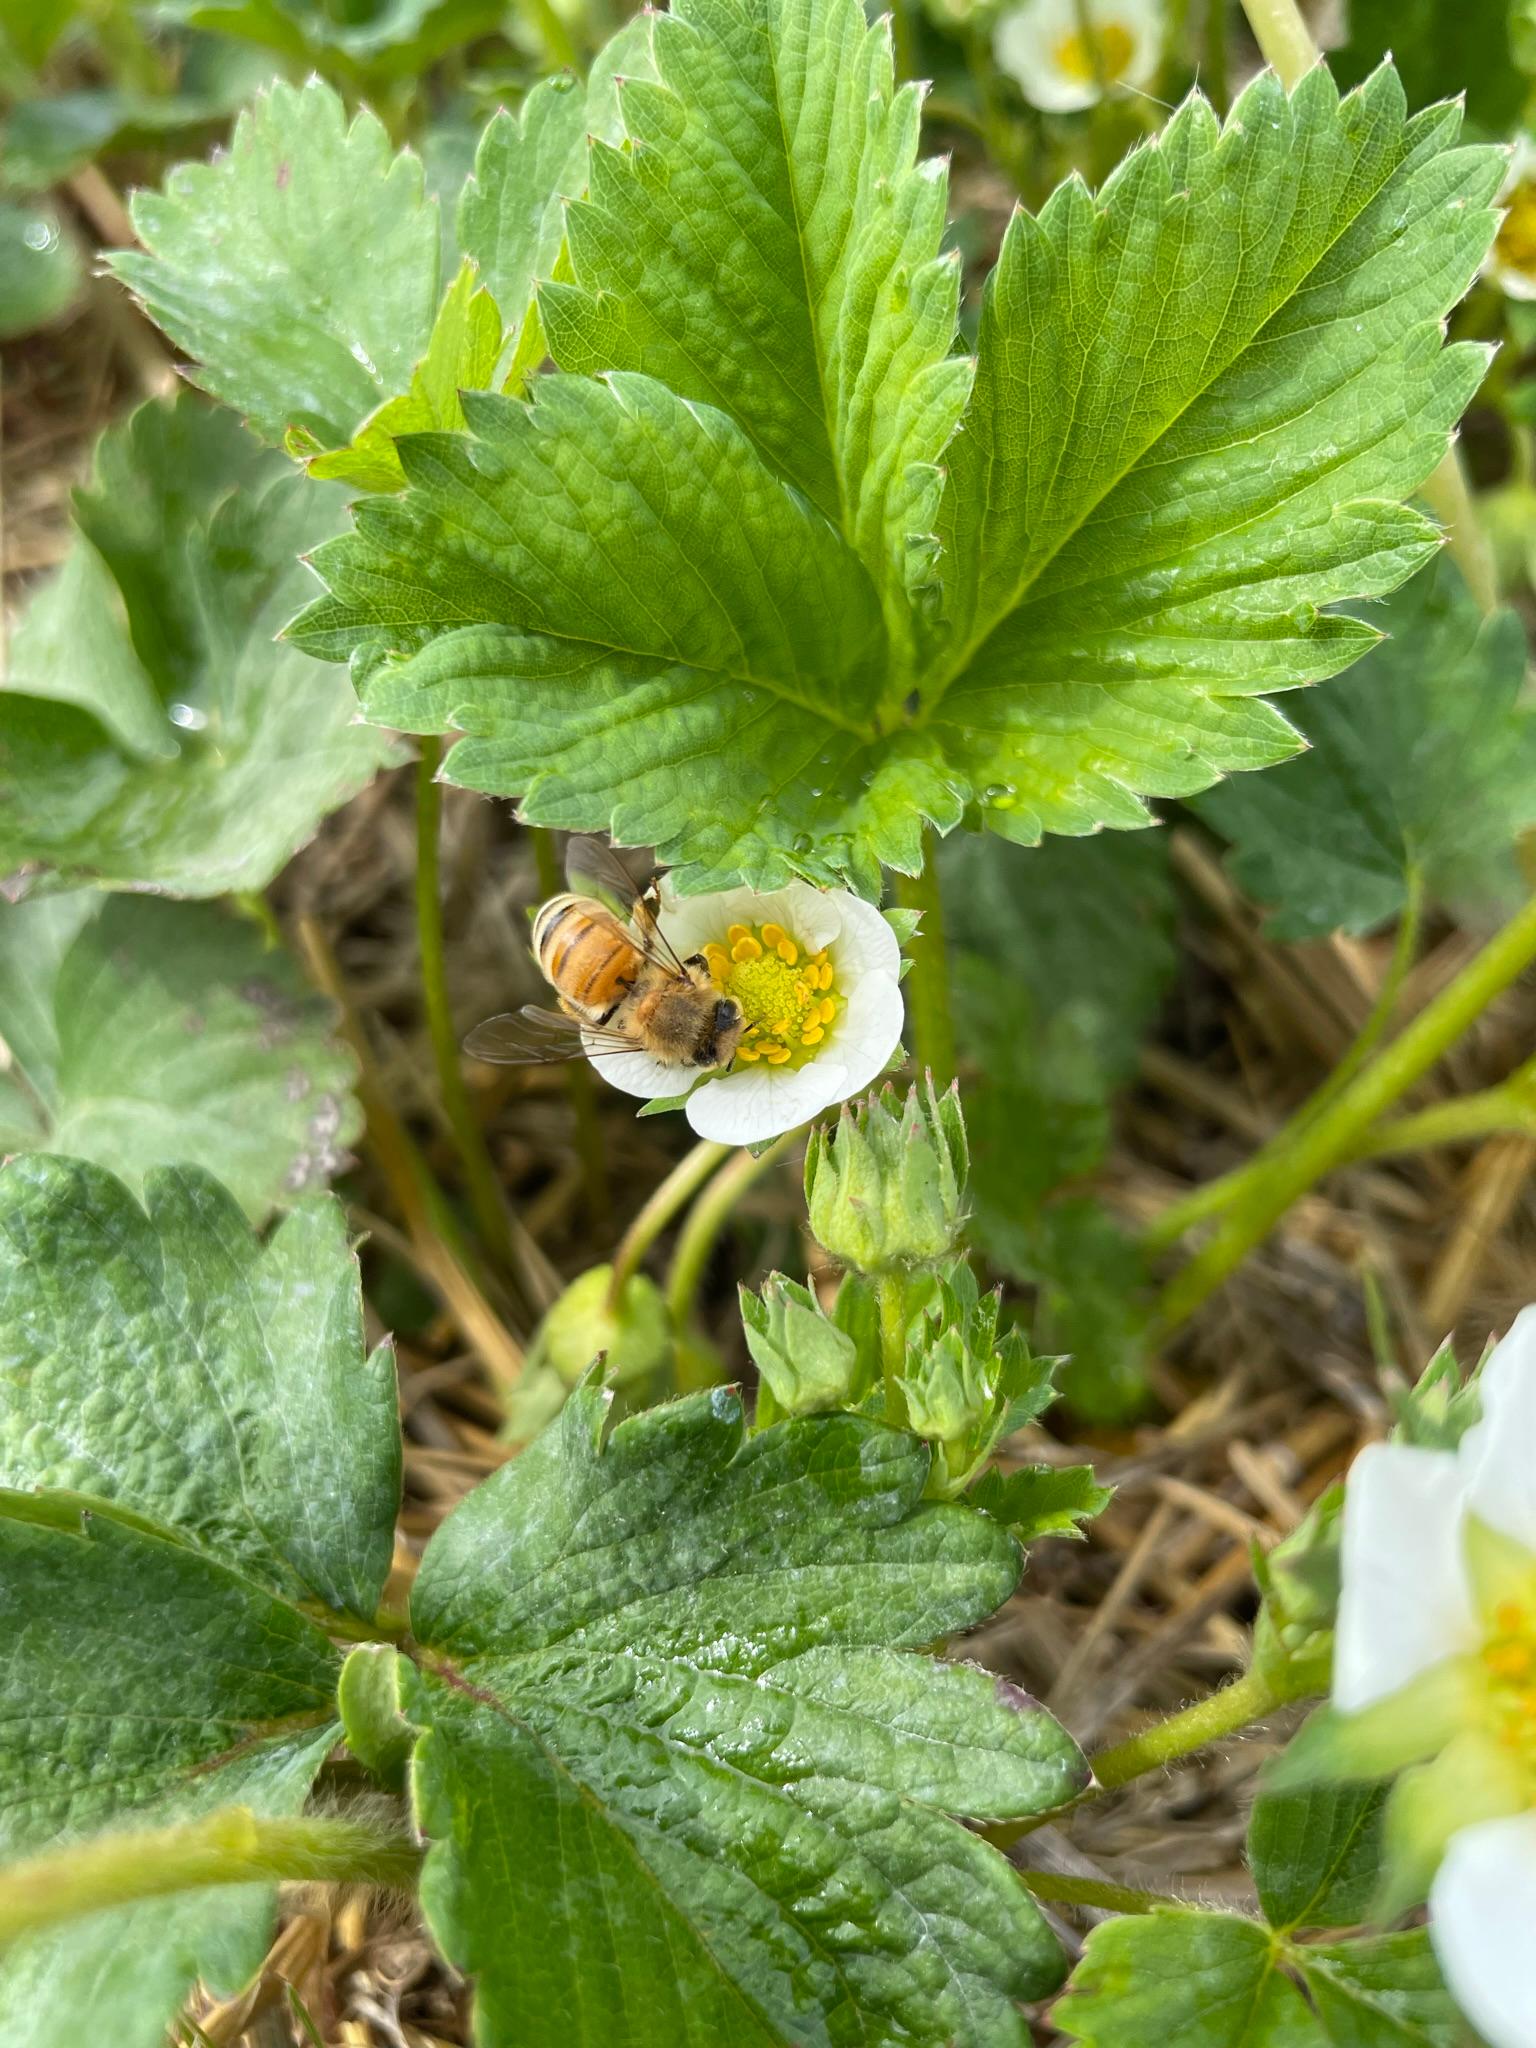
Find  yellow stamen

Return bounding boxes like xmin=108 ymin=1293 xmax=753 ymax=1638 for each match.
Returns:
xmin=731 ymin=935 xmax=763 ymax=963
xmin=760 ymin=923 xmax=786 ymax=948
xmin=776 ymin=938 xmax=798 ymax=964
xmin=801 ymin=1025 xmax=825 ymax=1046
xmin=763 ymin=1044 xmax=792 ymax=1065
xmin=703 ymin=913 xmax=846 ymax=1073
xmin=1049 ymin=18 xmax=1136 ymax=85
xmin=817 ymin=997 xmax=837 ymax=1024
xmin=735 ymin=1044 xmax=762 ymax=1062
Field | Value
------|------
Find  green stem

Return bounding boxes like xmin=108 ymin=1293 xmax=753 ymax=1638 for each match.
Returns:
xmin=1204 ymin=0 xmax=1228 ymax=108
xmin=1234 ymin=0 xmax=1316 ymax=86
xmin=532 ymin=827 xmax=611 ymax=1230
xmin=1352 ymin=1073 xmax=1536 ymax=1161
xmin=895 ymin=832 xmax=957 ymax=1089
xmin=1422 ymin=446 xmax=1500 ymax=616
xmin=416 ymin=739 xmax=515 ymax=1273
xmin=0 ymin=1809 xmax=422 ymax=1948
xmin=876 ymin=1270 xmax=911 ymax=1428
xmin=1091 ymin=1663 xmax=1304 ymax=1791
xmin=1142 ymin=868 xmax=1423 ymax=1255
xmin=607 ymin=1138 xmax=732 ymax=1309
xmin=1015 ymin=1869 xmax=1174 ymax=1914
xmin=1153 ymin=890 xmax=1536 ymax=1335
xmin=663 ymin=1131 xmax=802 ymax=1333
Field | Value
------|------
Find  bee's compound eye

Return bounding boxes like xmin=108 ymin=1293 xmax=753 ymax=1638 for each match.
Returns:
xmin=714 ymin=999 xmax=739 ymax=1032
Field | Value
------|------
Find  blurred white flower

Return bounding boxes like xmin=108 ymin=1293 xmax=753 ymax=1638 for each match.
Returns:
xmin=993 ymin=0 xmax=1162 ymax=112
xmin=1334 ymin=1308 xmax=1536 ymax=2048
xmin=590 ymin=880 xmax=904 ymax=1147
xmin=1487 ymin=135 xmax=1536 ymax=301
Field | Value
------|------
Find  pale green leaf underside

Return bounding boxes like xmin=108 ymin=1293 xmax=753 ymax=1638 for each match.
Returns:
xmin=110 ymin=79 xmax=440 ymax=446
xmin=1194 ymin=558 xmax=1536 ymax=937
xmin=0 ymin=1495 xmax=338 ymax=2048
xmin=0 ymin=1153 xmax=399 ymax=1618
xmin=408 ymin=1385 xmax=1086 ymax=2045
xmin=0 ymin=893 xmax=362 ymax=1221
xmin=0 ymin=396 xmax=396 ymax=898
xmin=289 ymin=52 xmax=1499 ymax=895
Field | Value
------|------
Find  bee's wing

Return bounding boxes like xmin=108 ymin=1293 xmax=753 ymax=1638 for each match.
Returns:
xmin=463 ymin=1005 xmax=639 ymax=1066
xmin=563 ymin=834 xmax=691 ymax=979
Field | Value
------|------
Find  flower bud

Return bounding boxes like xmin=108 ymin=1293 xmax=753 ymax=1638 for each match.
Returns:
xmin=1252 ymin=1483 xmax=1342 ymax=1693
xmin=739 ymin=1273 xmax=861 ymax=1416
xmin=900 ymin=1324 xmax=993 ymax=1445
xmin=531 ymin=1264 xmax=671 ymax=1388
xmin=804 ymin=1075 xmax=969 ymax=1274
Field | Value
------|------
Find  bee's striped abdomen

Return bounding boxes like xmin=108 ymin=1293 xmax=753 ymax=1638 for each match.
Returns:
xmin=533 ymin=894 xmax=642 ymax=1022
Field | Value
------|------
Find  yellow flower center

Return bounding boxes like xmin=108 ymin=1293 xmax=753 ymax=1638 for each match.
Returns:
xmin=702 ymin=920 xmax=842 ymax=1069
xmin=1496 ymin=180 xmax=1536 ymax=280
xmin=1481 ymin=1599 xmax=1536 ymax=1773
xmin=1051 ymin=19 xmax=1136 ymax=84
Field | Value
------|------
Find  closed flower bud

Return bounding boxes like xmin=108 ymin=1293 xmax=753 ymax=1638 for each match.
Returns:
xmin=532 ymin=1264 xmax=671 ymax=1388
xmin=804 ymin=1075 xmax=969 ymax=1274
xmin=1252 ymin=1483 xmax=1341 ymax=1693
xmin=900 ymin=1324 xmax=993 ymax=1446
xmin=740 ymin=1273 xmax=861 ymax=1416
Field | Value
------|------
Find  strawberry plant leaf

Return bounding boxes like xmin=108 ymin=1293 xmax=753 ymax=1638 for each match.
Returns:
xmin=1333 ymin=0 xmax=1522 ymax=133
xmin=285 ymin=50 xmax=1498 ymax=895
xmin=0 ymin=396 xmax=397 ymax=898
xmin=0 ymin=893 xmax=361 ymax=1220
xmin=0 ymin=1493 xmax=339 ymax=2048
xmin=1249 ymin=1781 xmax=1390 ymax=1933
xmin=110 ymin=79 xmax=440 ymax=446
xmin=160 ymin=0 xmax=505 ymax=82
xmin=406 ymin=1382 xmax=1088 ymax=2044
xmin=0 ymin=1153 xmax=399 ymax=1619
xmin=1192 ymin=560 xmax=1536 ymax=939
xmin=968 ymin=1463 xmax=1113 ymax=1544
xmin=1298 ymin=1932 xmax=1462 ymax=2047
xmin=1054 ymin=1912 xmax=1326 ymax=2045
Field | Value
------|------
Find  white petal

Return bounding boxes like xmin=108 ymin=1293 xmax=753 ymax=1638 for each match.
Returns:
xmin=994 ymin=0 xmax=1101 ymax=111
xmin=685 ymin=1055 xmax=851 ymax=1145
xmin=584 ymin=1041 xmax=687 ymax=1101
xmin=1462 ymin=1306 xmax=1536 ymax=1553
xmin=1334 ymin=1442 xmax=1478 ymax=1713
xmin=829 ymin=972 xmax=905 ymax=1098
xmin=824 ymin=891 xmax=901 ymax=983
xmin=655 ymin=886 xmax=761 ymax=960
xmin=1431 ymin=1812 xmax=1536 ymax=2048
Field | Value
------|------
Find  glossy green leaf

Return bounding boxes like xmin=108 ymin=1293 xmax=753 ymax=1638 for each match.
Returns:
xmin=407 ymin=1383 xmax=1087 ymax=2044
xmin=1249 ymin=1780 xmax=1390 ymax=1931
xmin=286 ymin=51 xmax=1494 ymax=895
xmin=0 ymin=1153 xmax=399 ymax=1619
xmin=111 ymin=79 xmax=440 ymax=446
xmin=0 ymin=1495 xmax=338 ymax=2048
xmin=1053 ymin=1912 xmax=1324 ymax=2046
xmin=0 ymin=396 xmax=396 ymax=898
xmin=968 ymin=1463 xmax=1112 ymax=1544
xmin=0 ymin=200 xmax=82 ymax=339
xmin=0 ymin=894 xmax=360 ymax=1220
xmin=163 ymin=0 xmax=504 ymax=79
xmin=1194 ymin=559 xmax=1536 ymax=938
xmin=1298 ymin=1932 xmax=1462 ymax=2047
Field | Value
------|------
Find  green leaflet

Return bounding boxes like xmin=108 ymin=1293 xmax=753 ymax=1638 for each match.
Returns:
xmin=158 ymin=0 xmax=505 ymax=81
xmin=0 ymin=395 xmax=396 ymax=898
xmin=0 ymin=893 xmax=360 ymax=1221
xmin=280 ymin=44 xmax=1499 ymax=895
xmin=1194 ymin=558 xmax=1536 ymax=938
xmin=1248 ymin=1780 xmax=1390 ymax=1933
xmin=0 ymin=1153 xmax=400 ymax=1620
xmin=0 ymin=1497 xmax=339 ymax=2048
xmin=405 ymin=1383 xmax=1088 ymax=2045
xmin=0 ymin=197 xmax=82 ymax=338
xmin=110 ymin=80 xmax=441 ymax=446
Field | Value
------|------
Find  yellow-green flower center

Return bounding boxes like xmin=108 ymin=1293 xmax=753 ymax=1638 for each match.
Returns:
xmin=703 ymin=920 xmax=843 ymax=1069
xmin=1482 ymin=1599 xmax=1536 ymax=1774
xmin=1051 ymin=19 xmax=1136 ymax=84
xmin=1496 ymin=179 xmax=1536 ymax=280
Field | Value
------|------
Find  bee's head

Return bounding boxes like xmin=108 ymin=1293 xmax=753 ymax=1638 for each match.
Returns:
xmin=695 ymin=995 xmax=744 ymax=1069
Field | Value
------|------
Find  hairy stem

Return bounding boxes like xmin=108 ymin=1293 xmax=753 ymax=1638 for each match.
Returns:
xmin=532 ymin=826 xmax=611 ymax=1231
xmin=607 ymin=1138 xmax=732 ymax=1309
xmin=416 ymin=739 xmax=515 ymax=1272
xmin=1235 ymin=0 xmax=1316 ymax=85
xmin=1153 ymin=890 xmax=1536 ymax=1334
xmin=0 ymin=1809 xmax=422 ymax=1948
xmin=1015 ymin=1869 xmax=1175 ymax=1914
xmin=1091 ymin=1663 xmax=1306 ymax=1790
xmin=1352 ymin=1068 xmax=1536 ymax=1161
xmin=876 ymin=1270 xmax=911 ymax=1429
xmin=664 ymin=1131 xmax=802 ymax=1334
xmin=894 ymin=831 xmax=957 ymax=1088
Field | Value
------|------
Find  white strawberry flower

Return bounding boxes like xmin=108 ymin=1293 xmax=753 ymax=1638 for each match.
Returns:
xmin=1333 ymin=1308 xmax=1536 ymax=2048
xmin=588 ymin=880 xmax=905 ymax=1147
xmin=1486 ymin=135 xmax=1536 ymax=301
xmin=993 ymin=0 xmax=1162 ymax=113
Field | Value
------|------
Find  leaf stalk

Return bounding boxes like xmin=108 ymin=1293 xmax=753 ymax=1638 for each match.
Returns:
xmin=894 ymin=832 xmax=957 ymax=1089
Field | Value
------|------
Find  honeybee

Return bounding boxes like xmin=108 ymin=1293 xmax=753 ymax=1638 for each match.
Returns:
xmin=465 ymin=837 xmax=746 ymax=1072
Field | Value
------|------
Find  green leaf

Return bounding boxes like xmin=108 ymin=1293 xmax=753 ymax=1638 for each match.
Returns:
xmin=1249 ymin=1779 xmax=1390 ymax=1931
xmin=927 ymin=66 xmax=1497 ymax=847
xmin=0 ymin=0 xmax=82 ymax=69
xmin=408 ymin=1383 xmax=1088 ymax=2044
xmin=0 ymin=1495 xmax=339 ymax=2048
xmin=287 ymin=56 xmax=1499 ymax=895
xmin=1053 ymin=1912 xmax=1324 ymax=2046
xmin=338 ymin=1644 xmax=421 ymax=1791
xmin=162 ymin=0 xmax=504 ymax=80
xmin=1194 ymin=559 xmax=1536 ymax=938
xmin=110 ymin=79 xmax=440 ymax=446
xmin=968 ymin=1463 xmax=1112 ymax=1544
xmin=306 ymin=258 xmax=504 ymax=491
xmin=0 ymin=199 xmax=83 ymax=339
xmin=0 ymin=894 xmax=361 ymax=1220
xmin=1297 ymin=1931 xmax=1462 ymax=2048
xmin=0 ymin=1153 xmax=399 ymax=1619
xmin=0 ymin=395 xmax=396 ymax=897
